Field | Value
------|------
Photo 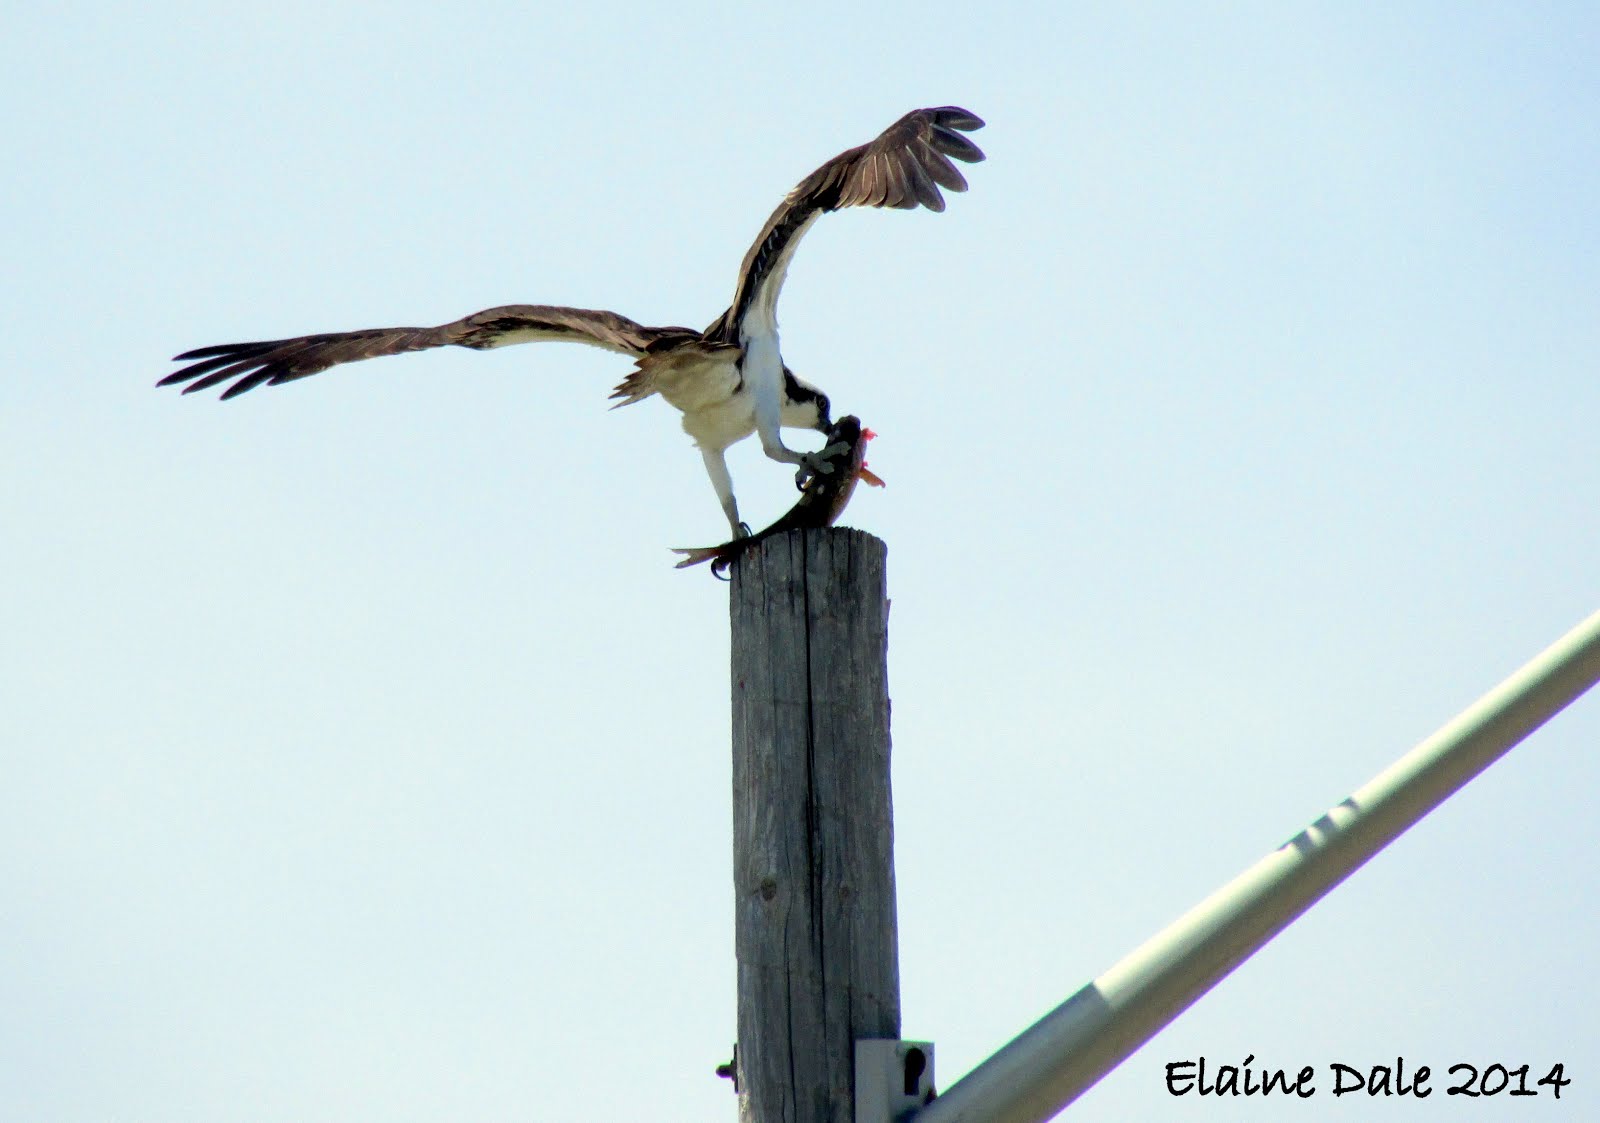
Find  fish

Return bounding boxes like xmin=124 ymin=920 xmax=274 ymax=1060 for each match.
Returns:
xmin=673 ymin=415 xmax=884 ymax=577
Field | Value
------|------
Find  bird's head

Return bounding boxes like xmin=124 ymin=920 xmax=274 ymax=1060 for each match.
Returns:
xmin=781 ymin=367 xmax=832 ymax=432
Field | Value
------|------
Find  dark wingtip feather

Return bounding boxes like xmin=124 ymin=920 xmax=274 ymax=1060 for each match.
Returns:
xmin=932 ymin=107 xmax=985 ymax=132
xmin=918 ymin=148 xmax=970 ymax=194
xmin=172 ymin=341 xmax=270 ymax=361
xmin=904 ymin=159 xmax=945 ymax=211
xmin=929 ymin=125 xmax=986 ymax=164
xmin=219 ymin=370 xmax=274 ymax=400
xmin=162 ymin=342 xmax=282 ymax=396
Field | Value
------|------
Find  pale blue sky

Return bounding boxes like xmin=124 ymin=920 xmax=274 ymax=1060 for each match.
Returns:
xmin=4 ymin=3 xmax=1597 ymax=1120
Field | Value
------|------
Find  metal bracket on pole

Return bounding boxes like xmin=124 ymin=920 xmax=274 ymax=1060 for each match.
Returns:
xmin=856 ymin=1039 xmax=936 ymax=1122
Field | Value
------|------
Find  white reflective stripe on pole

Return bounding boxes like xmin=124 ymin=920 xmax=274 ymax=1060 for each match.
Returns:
xmin=916 ymin=607 xmax=1600 ymax=1123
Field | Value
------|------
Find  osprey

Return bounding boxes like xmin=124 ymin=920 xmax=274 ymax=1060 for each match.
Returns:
xmin=160 ymin=106 xmax=985 ymax=535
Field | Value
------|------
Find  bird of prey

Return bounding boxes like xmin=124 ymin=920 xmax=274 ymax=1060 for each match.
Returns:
xmin=160 ymin=106 xmax=985 ymax=536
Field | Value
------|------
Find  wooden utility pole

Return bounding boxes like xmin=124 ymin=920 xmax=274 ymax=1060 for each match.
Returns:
xmin=729 ymin=527 xmax=899 ymax=1122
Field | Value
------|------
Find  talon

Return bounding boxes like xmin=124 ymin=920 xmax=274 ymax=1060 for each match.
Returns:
xmin=735 ymin=522 xmax=753 ymax=539
xmin=791 ymin=439 xmax=850 ymax=491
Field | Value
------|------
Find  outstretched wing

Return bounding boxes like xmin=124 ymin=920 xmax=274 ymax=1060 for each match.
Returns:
xmin=159 ymin=304 xmax=685 ymax=400
xmin=706 ymin=106 xmax=985 ymax=343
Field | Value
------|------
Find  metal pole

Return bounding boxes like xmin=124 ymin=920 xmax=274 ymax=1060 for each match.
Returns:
xmin=916 ymin=607 xmax=1600 ymax=1123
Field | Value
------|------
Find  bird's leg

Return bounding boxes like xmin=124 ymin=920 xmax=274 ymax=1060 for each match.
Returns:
xmin=700 ymin=447 xmax=750 ymax=538
xmin=746 ymin=341 xmax=842 ymax=489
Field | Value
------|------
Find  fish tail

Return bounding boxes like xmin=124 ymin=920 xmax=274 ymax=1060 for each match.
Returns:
xmin=672 ymin=545 xmax=726 ymax=569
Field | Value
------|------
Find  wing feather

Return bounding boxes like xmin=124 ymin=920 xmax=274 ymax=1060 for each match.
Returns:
xmin=707 ymin=105 xmax=985 ymax=341
xmin=928 ymin=124 xmax=985 ymax=164
xmin=915 ymin=142 xmax=969 ymax=194
xmin=901 ymin=153 xmax=945 ymax=211
xmin=160 ymin=305 xmax=686 ymax=400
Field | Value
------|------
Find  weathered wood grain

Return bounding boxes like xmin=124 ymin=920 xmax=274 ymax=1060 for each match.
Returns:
xmin=730 ymin=527 xmax=899 ymax=1122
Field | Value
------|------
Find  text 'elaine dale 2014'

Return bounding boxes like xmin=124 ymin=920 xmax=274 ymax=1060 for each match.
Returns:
xmin=1165 ymin=1056 xmax=1571 ymax=1100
